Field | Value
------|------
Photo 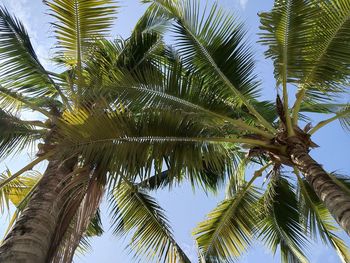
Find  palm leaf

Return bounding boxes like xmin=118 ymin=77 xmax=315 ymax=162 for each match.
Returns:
xmin=75 ymin=209 xmax=104 ymax=256
xmin=0 ymin=109 xmax=43 ymax=159
xmin=0 ymin=170 xmax=41 ymax=215
xmin=259 ymin=0 xmax=313 ymax=85
xmin=258 ymin=176 xmax=309 ymax=263
xmin=103 ymin=49 xmax=274 ymax=138
xmin=259 ymin=0 xmax=315 ymax=131
xmin=143 ymin=0 xmax=274 ymax=132
xmin=193 ymin=185 xmax=260 ymax=262
xmin=55 ymin=106 xmax=251 ymax=188
xmin=260 ymin=0 xmax=350 ymax=119
xmin=0 ymin=7 xmax=59 ymax=97
xmin=44 ymin=0 xmax=119 ymax=69
xmin=110 ymin=181 xmax=190 ymax=262
xmin=300 ymin=0 xmax=350 ymax=90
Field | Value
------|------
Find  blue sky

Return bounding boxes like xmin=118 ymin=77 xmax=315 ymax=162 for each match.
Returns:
xmin=0 ymin=0 xmax=349 ymax=262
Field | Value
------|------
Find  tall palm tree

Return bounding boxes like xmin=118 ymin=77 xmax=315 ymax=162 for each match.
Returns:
xmin=115 ymin=0 xmax=350 ymax=262
xmin=1 ymin=0 xmax=350 ymax=263
xmin=0 ymin=1 xmax=195 ymax=262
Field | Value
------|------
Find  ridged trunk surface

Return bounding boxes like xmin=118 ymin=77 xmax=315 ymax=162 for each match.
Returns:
xmin=0 ymin=159 xmax=75 ymax=263
xmin=288 ymin=140 xmax=350 ymax=235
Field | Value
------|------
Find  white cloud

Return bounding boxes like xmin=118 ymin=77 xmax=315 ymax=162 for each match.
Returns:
xmin=239 ymin=0 xmax=249 ymax=9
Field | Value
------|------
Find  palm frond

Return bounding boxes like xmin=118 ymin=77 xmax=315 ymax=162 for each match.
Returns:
xmin=260 ymin=0 xmax=350 ymax=121
xmin=143 ymin=0 xmax=275 ymax=132
xmin=75 ymin=209 xmax=104 ymax=256
xmin=259 ymin=0 xmax=314 ymax=132
xmin=110 ymin=181 xmax=190 ymax=262
xmin=193 ymin=185 xmax=260 ymax=262
xmin=259 ymin=0 xmax=313 ymax=85
xmin=104 ymin=49 xmax=274 ymax=138
xmin=258 ymin=176 xmax=309 ymax=263
xmin=137 ymin=170 xmax=173 ymax=190
xmin=0 ymin=85 xmax=52 ymax=116
xmin=135 ymin=2 xmax=171 ymax=35
xmin=0 ymin=170 xmax=41 ymax=215
xmin=0 ymin=7 xmax=59 ymax=97
xmin=0 ymin=109 xmax=43 ymax=159
xmin=44 ymin=0 xmax=119 ymax=69
xmin=294 ymin=0 xmax=350 ymax=117
xmin=300 ymin=0 xmax=350 ymax=90
xmin=225 ymin=156 xmax=247 ymax=198
xmin=85 ymin=32 xmax=164 ymax=93
xmin=55 ymin=106 xmax=248 ymax=187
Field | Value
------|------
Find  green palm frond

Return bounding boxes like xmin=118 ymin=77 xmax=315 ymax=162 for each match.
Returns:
xmin=259 ymin=0 xmax=315 ymax=132
xmin=85 ymin=33 xmax=164 ymax=92
xmin=85 ymin=208 xmax=104 ymax=237
xmin=295 ymin=0 xmax=350 ymax=118
xmin=137 ymin=168 xmax=175 ymax=190
xmin=0 ymin=109 xmax=43 ymax=159
xmin=0 ymin=7 xmax=59 ymax=98
xmin=193 ymin=185 xmax=260 ymax=262
xmin=143 ymin=0 xmax=275 ymax=132
xmin=44 ymin=0 xmax=119 ymax=69
xmin=103 ymin=49 xmax=274 ymax=139
xmin=55 ymin=106 xmax=252 ymax=186
xmin=260 ymin=0 xmax=350 ymax=122
xmin=117 ymin=32 xmax=164 ymax=73
xmin=0 ymin=170 xmax=41 ymax=215
xmin=137 ymin=158 xmax=232 ymax=194
xmin=258 ymin=176 xmax=309 ymax=263
xmin=297 ymin=174 xmax=350 ymax=263
xmin=259 ymin=0 xmax=313 ymax=85
xmin=110 ymin=181 xmax=190 ymax=262
xmin=135 ymin=2 xmax=171 ymax=35
xmin=0 ymin=85 xmax=52 ymax=116
xmin=300 ymin=0 xmax=350 ymax=89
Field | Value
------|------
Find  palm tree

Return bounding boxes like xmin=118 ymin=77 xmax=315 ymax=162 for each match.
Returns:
xmin=0 ymin=1 xmax=194 ymax=262
xmin=117 ymin=0 xmax=350 ymax=262
xmin=1 ymin=0 xmax=350 ymax=263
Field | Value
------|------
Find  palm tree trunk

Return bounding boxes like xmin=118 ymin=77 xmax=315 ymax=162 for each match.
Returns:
xmin=0 ymin=158 xmax=76 ymax=263
xmin=288 ymin=139 xmax=350 ymax=235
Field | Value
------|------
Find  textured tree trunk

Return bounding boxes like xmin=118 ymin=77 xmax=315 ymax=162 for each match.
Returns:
xmin=0 ymin=158 xmax=75 ymax=263
xmin=288 ymin=139 xmax=350 ymax=235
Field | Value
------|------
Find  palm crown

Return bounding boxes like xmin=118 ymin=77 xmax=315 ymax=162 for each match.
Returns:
xmin=1 ymin=0 xmax=350 ymax=263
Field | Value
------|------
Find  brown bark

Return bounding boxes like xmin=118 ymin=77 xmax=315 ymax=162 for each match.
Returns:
xmin=0 ymin=158 xmax=75 ymax=263
xmin=288 ymin=139 xmax=350 ymax=235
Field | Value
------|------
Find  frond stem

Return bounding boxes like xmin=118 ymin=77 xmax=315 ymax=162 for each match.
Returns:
xmin=203 ymin=171 xmax=258 ymax=257
xmin=309 ymin=108 xmax=350 ymax=135
xmin=73 ymin=136 xmax=278 ymax=149
xmin=292 ymin=87 xmax=306 ymax=126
